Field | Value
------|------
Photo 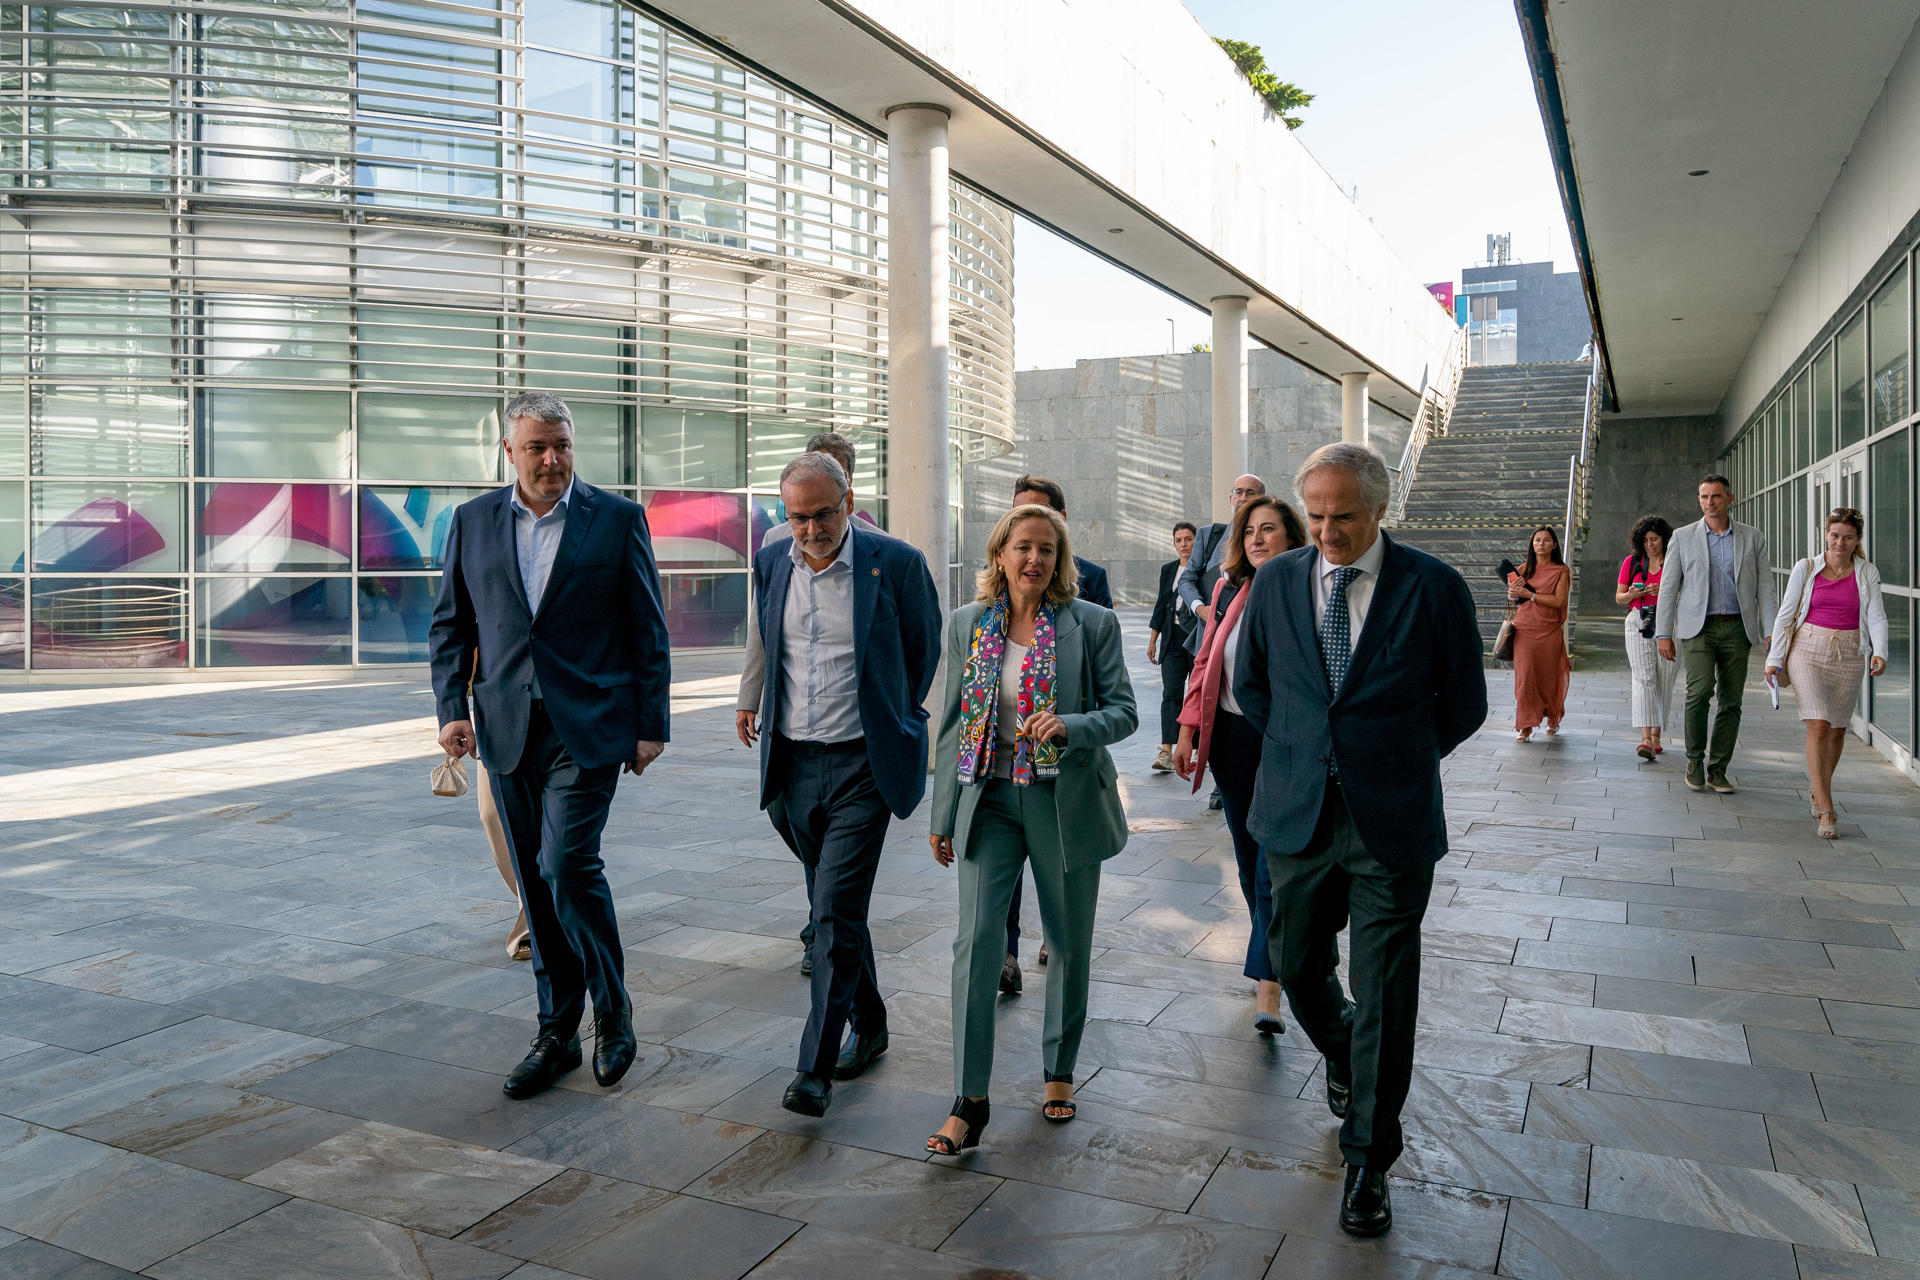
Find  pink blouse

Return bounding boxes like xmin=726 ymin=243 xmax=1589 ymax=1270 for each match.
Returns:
xmin=1804 ymin=569 xmax=1860 ymax=631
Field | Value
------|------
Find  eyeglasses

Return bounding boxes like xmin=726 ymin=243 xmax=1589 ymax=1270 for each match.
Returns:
xmin=787 ymin=507 xmax=847 ymax=529
xmin=1229 ymin=486 xmax=1261 ymax=498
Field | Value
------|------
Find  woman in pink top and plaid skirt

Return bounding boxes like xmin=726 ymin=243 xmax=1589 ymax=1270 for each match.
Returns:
xmin=1764 ymin=508 xmax=1889 ymax=839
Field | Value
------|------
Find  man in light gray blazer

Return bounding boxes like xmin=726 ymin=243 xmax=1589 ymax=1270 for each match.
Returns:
xmin=1654 ymin=474 xmax=1775 ymax=794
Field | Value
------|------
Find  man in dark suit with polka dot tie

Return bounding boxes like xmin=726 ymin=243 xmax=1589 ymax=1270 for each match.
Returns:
xmin=1233 ymin=441 xmax=1486 ymax=1239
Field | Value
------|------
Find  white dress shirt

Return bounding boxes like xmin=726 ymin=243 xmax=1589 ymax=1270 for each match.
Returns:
xmin=509 ymin=477 xmax=573 ymax=699
xmin=1311 ymin=533 xmax=1388 ymax=653
xmin=1219 ymin=611 xmax=1246 ymax=716
xmin=778 ymin=521 xmax=861 ymax=743
xmin=993 ymin=638 xmax=1028 ymax=779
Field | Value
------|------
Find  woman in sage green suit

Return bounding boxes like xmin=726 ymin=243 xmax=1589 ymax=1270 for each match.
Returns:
xmin=926 ymin=504 xmax=1136 ymax=1154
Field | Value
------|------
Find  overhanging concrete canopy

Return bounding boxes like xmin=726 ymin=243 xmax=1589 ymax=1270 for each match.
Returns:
xmin=1523 ymin=0 xmax=1920 ymax=417
xmin=641 ymin=0 xmax=1460 ymax=418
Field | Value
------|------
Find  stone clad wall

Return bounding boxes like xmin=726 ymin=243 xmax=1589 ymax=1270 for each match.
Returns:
xmin=1580 ymin=413 xmax=1720 ymax=612
xmin=963 ymin=351 xmax=1408 ymax=605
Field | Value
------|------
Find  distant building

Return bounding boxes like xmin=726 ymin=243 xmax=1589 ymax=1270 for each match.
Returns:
xmin=1457 ymin=235 xmax=1588 ymax=365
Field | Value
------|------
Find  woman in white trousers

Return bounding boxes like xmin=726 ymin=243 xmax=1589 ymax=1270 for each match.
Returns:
xmin=1617 ymin=515 xmax=1681 ymax=760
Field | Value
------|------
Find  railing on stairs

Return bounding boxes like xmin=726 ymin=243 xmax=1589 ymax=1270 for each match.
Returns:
xmin=1561 ymin=344 xmax=1602 ymax=656
xmin=1386 ymin=324 xmax=1468 ymax=525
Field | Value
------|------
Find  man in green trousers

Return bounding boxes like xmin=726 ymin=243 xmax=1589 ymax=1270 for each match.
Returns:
xmin=1655 ymin=474 xmax=1775 ymax=794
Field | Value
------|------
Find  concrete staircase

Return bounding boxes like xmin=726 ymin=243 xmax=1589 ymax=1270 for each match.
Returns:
xmin=1391 ymin=362 xmax=1592 ymax=649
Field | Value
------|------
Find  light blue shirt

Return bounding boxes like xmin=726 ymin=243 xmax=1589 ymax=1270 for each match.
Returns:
xmin=1705 ymin=523 xmax=1738 ymax=615
xmin=778 ymin=521 xmax=861 ymax=742
xmin=509 ymin=477 xmax=573 ymax=699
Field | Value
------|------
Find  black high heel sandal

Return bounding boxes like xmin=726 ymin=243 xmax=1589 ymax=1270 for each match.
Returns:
xmin=927 ymin=1095 xmax=990 ymax=1153
xmin=1042 ymin=1071 xmax=1076 ymax=1123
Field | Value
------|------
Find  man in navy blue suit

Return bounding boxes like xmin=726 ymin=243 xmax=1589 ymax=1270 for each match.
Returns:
xmin=429 ymin=391 xmax=671 ymax=1101
xmin=743 ymin=452 xmax=941 ymax=1116
xmin=1234 ymin=441 xmax=1486 ymax=1238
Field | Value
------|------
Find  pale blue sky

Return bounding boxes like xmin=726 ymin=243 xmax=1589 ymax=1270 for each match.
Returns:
xmin=1012 ymin=0 xmax=1572 ymax=369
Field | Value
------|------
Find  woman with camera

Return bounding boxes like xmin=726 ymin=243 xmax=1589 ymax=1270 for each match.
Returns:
xmin=1617 ymin=515 xmax=1680 ymax=761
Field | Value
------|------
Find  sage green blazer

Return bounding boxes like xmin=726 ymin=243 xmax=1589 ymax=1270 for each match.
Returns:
xmin=929 ymin=597 xmax=1138 ymax=871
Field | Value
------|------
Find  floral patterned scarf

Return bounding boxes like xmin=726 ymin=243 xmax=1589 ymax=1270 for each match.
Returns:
xmin=956 ymin=593 xmax=1060 ymax=787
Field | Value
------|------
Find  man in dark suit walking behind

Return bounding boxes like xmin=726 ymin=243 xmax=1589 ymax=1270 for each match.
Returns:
xmin=1234 ymin=441 xmax=1486 ymax=1237
xmin=753 ymin=453 xmax=942 ymax=1116
xmin=430 ymin=391 xmax=671 ymax=1100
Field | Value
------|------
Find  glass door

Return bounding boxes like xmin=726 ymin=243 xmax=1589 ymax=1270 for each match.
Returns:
xmin=1839 ymin=449 xmax=1867 ymax=512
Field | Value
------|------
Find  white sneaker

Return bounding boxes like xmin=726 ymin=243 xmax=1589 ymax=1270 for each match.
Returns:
xmin=1152 ymin=746 xmax=1173 ymax=772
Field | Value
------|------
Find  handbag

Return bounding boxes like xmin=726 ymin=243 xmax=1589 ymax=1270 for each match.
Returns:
xmin=1629 ymin=554 xmax=1656 ymax=639
xmin=431 ymin=752 xmax=470 ymax=797
xmin=1492 ymin=608 xmax=1517 ymax=662
xmin=1773 ymin=557 xmax=1820 ymax=689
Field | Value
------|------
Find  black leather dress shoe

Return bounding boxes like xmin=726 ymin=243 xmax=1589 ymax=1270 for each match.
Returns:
xmin=782 ymin=1071 xmax=832 ymax=1116
xmin=999 ymin=953 xmax=1022 ymax=995
xmin=1340 ymin=1164 xmax=1392 ymax=1236
xmin=833 ymin=1029 xmax=889 ymax=1080
xmin=592 ymin=1007 xmax=636 ymax=1087
xmin=504 ymin=1033 xmax=581 ymax=1099
xmin=1325 ymin=1059 xmax=1352 ymax=1119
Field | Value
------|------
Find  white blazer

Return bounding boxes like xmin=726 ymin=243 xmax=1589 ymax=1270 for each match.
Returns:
xmin=1654 ymin=518 xmax=1776 ymax=646
xmin=1765 ymin=557 xmax=1890 ymax=668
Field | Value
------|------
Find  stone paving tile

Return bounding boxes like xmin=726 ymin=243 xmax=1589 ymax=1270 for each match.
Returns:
xmin=457 ymin=1168 xmax=800 ymax=1280
xmin=1499 ymin=1199 xmax=1798 ymax=1280
xmin=9 ymin=629 xmax=1920 ymax=1275
xmin=939 ymin=1180 xmax=1281 ymax=1279
xmin=0 ymin=1238 xmax=147 ymax=1279
xmin=1586 ymin=1147 xmax=1874 ymax=1252
xmin=1522 ymin=1082 xmax=1775 ymax=1169
xmin=146 ymin=1198 xmax=522 ymax=1280
xmin=1189 ymin=1148 xmax=1507 ymax=1273
xmin=246 ymin=1120 xmax=565 ymax=1236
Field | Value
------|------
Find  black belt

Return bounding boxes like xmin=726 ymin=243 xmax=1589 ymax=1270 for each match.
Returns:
xmin=1705 ymin=613 xmax=1743 ymax=622
xmin=781 ymin=734 xmax=867 ymax=755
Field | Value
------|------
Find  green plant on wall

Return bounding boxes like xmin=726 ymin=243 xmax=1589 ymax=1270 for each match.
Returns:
xmin=1215 ymin=38 xmax=1313 ymax=129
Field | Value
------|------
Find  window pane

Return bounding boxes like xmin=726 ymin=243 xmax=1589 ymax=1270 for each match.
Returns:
xmin=1874 ymin=599 xmax=1913 ymax=750
xmin=198 ymin=483 xmax=352 ymax=571
xmin=748 ymin=414 xmax=817 ymax=489
xmin=356 ymin=575 xmax=438 ymax=662
xmin=643 ymin=489 xmax=746 ymax=568
xmin=1873 ymin=431 xmax=1909 ymax=587
xmin=32 ymin=481 xmax=186 ymax=572
xmin=204 ymin=299 xmax=350 ymax=382
xmin=1793 ymin=370 xmax=1811 ymax=472
xmin=661 ymin=572 xmax=744 ymax=647
xmin=359 ymin=307 xmax=497 ymax=387
xmin=1790 ymin=474 xmax=1807 ymax=560
xmin=201 ymin=388 xmax=351 ymax=479
xmin=639 ymin=406 xmax=743 ymax=487
xmin=1839 ymin=311 xmax=1868 ymax=449
xmin=30 ymin=577 xmax=187 ymax=669
xmin=197 ymin=14 xmax=351 ymax=203
xmin=33 ymin=386 xmax=187 ymax=477
xmin=359 ymin=485 xmax=486 ymax=569
xmin=200 ymin=576 xmax=353 ymax=666
xmin=0 ymin=482 xmax=23 ymax=571
xmin=567 ymin=401 xmax=634 ymax=486
xmin=0 ymin=381 xmax=22 ymax=476
xmin=1813 ymin=343 xmax=1836 ymax=459
xmin=358 ymin=394 xmax=502 ymax=482
xmin=525 ymin=0 xmax=628 ymax=57
xmin=524 ymin=320 xmax=632 ymax=483
xmin=0 ymin=580 xmax=21 ymax=669
xmin=1871 ymin=262 xmax=1910 ymax=431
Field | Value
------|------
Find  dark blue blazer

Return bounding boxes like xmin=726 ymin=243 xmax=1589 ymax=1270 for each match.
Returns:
xmin=1075 ymin=556 xmax=1112 ymax=609
xmin=1232 ymin=532 xmax=1486 ymax=869
xmin=429 ymin=482 xmax=672 ymax=775
xmin=753 ymin=527 xmax=942 ymax=819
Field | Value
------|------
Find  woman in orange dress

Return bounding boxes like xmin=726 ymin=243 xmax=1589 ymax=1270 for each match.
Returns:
xmin=1507 ymin=526 xmax=1572 ymax=742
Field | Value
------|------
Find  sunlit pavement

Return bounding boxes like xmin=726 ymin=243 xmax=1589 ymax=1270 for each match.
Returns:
xmin=2 ymin=609 xmax=1918 ymax=1279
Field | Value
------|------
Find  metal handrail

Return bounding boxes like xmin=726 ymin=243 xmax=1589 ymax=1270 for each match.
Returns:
xmin=1386 ymin=324 xmax=1468 ymax=524
xmin=1562 ymin=345 xmax=1602 ymax=651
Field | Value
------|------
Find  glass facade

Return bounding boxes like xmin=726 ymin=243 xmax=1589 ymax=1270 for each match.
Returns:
xmin=1727 ymin=245 xmax=1917 ymax=750
xmin=0 ymin=0 xmax=1016 ymax=669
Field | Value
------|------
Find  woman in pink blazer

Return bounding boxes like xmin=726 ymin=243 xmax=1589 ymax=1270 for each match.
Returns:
xmin=1172 ymin=494 xmax=1305 ymax=1033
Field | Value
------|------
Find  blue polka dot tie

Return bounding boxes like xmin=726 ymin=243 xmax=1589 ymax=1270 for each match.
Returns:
xmin=1321 ymin=565 xmax=1362 ymax=698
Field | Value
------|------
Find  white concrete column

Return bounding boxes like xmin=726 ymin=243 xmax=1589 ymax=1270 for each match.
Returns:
xmin=1210 ymin=296 xmax=1249 ymax=525
xmin=883 ymin=104 xmax=952 ymax=610
xmin=1341 ymin=371 xmax=1370 ymax=444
